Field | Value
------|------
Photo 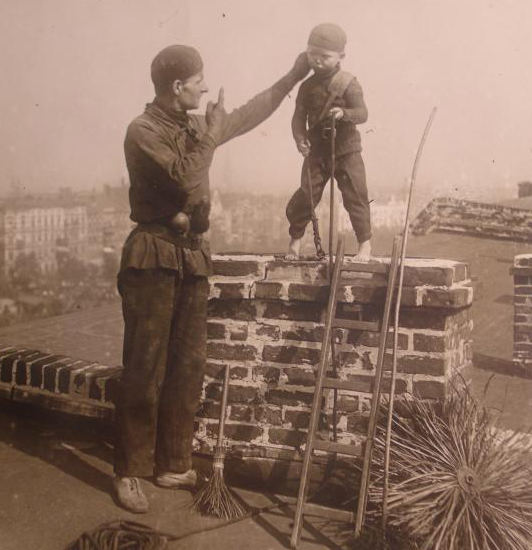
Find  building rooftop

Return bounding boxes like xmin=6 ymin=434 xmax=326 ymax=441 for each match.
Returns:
xmin=0 ymin=303 xmax=123 ymax=365
xmin=0 ymin=401 xmax=340 ymax=550
xmin=498 ymin=195 xmax=532 ymax=210
xmin=1 ymin=233 xmax=531 ymax=431
xmin=1 ymin=240 xmax=531 ymax=549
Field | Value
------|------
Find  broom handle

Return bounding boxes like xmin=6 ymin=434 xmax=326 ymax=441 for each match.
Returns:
xmin=217 ymin=364 xmax=231 ymax=448
xmin=382 ymin=107 xmax=437 ymax=527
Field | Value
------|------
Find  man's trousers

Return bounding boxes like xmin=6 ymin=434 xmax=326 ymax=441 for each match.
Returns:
xmin=114 ymin=268 xmax=209 ymax=477
xmin=286 ymin=151 xmax=371 ymax=244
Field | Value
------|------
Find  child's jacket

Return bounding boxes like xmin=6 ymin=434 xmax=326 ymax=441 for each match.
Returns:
xmin=292 ymin=67 xmax=368 ymax=158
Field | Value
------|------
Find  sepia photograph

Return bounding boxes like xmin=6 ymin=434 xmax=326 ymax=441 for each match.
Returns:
xmin=0 ymin=1 xmax=531 ymax=549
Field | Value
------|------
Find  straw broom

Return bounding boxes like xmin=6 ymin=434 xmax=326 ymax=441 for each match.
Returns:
xmin=193 ymin=364 xmax=245 ymax=519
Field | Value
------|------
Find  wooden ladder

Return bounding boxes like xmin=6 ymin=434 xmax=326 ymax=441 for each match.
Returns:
xmin=290 ymin=234 xmax=402 ymax=549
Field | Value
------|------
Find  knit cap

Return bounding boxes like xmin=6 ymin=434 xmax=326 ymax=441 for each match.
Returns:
xmin=151 ymin=45 xmax=203 ymax=92
xmin=307 ymin=23 xmax=347 ymax=53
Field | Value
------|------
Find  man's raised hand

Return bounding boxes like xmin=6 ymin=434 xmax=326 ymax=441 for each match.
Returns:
xmin=206 ymin=87 xmax=226 ymax=143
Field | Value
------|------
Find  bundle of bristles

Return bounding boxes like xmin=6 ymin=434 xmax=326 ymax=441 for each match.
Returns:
xmin=366 ymin=384 xmax=532 ymax=550
xmin=192 ymin=444 xmax=245 ymax=519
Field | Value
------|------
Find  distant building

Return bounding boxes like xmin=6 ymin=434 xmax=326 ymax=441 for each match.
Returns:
xmin=518 ymin=181 xmax=532 ymax=199
xmin=209 ymin=190 xmax=288 ymax=253
xmin=336 ymin=194 xmax=406 ymax=233
xmin=0 ymin=184 xmax=410 ymax=272
xmin=370 ymin=196 xmax=407 ymax=228
xmin=0 ymin=193 xmax=88 ymax=274
xmin=85 ymin=184 xmax=134 ymax=263
xmin=208 ymin=190 xmax=407 ymax=254
xmin=0 ymin=183 xmax=134 ymax=275
xmin=411 ymin=181 xmax=532 ymax=243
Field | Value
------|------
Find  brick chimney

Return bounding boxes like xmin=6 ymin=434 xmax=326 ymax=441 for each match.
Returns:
xmin=518 ymin=181 xmax=532 ymax=198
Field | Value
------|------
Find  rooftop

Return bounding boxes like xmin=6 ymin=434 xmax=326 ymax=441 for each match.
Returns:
xmin=498 ymin=195 xmax=532 ymax=210
xmin=1 ymin=234 xmax=531 ymax=431
xmin=0 ymin=401 xmax=345 ymax=550
xmin=1 ymin=238 xmax=531 ymax=549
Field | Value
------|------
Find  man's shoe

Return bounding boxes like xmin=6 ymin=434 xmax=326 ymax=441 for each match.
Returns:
xmin=155 ymin=469 xmax=197 ymax=489
xmin=113 ymin=476 xmax=149 ymax=513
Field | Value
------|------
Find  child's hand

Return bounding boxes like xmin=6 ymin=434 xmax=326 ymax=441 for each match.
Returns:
xmin=296 ymin=139 xmax=311 ymax=157
xmin=329 ymin=107 xmax=344 ymax=121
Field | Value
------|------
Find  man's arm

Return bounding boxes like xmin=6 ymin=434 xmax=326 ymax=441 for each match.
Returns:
xmin=126 ymin=121 xmax=216 ymax=200
xmin=212 ymin=53 xmax=310 ymax=145
xmin=339 ymin=77 xmax=368 ymax=124
xmin=291 ymin=83 xmax=308 ymax=144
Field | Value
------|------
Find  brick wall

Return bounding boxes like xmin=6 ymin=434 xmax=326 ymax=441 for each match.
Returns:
xmin=0 ymin=254 xmax=474 ymax=467
xmin=411 ymin=197 xmax=532 ymax=242
xmin=512 ymin=254 xmax=532 ymax=377
xmin=0 ymin=349 xmax=119 ymax=418
xmin=199 ymin=255 xmax=473 ymax=460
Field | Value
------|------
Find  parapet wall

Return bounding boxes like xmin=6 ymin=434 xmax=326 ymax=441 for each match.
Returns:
xmin=411 ymin=197 xmax=532 ymax=242
xmin=0 ymin=254 xmax=474 ymax=464
xmin=512 ymin=254 xmax=532 ymax=377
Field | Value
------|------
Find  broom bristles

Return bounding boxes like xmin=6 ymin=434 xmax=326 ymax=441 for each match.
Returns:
xmin=192 ymin=448 xmax=245 ymax=519
xmin=367 ymin=385 xmax=532 ymax=550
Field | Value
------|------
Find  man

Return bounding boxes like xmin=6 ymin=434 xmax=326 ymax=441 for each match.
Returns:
xmin=114 ymin=44 xmax=309 ymax=513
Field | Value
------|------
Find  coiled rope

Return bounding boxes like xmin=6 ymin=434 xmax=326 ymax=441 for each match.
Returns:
xmin=65 ymin=520 xmax=169 ymax=550
xmin=65 ymin=500 xmax=289 ymax=550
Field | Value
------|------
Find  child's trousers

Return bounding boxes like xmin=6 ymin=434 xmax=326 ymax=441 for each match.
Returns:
xmin=286 ymin=152 xmax=371 ymax=244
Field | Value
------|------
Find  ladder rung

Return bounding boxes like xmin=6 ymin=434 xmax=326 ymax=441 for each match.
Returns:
xmin=333 ymin=318 xmax=380 ymax=332
xmin=338 ymin=278 xmax=376 ymax=286
xmin=313 ymin=440 xmax=361 ymax=457
xmin=341 ymin=262 xmax=388 ymax=274
xmin=322 ymin=377 xmax=361 ymax=392
xmin=302 ymin=502 xmax=355 ymax=523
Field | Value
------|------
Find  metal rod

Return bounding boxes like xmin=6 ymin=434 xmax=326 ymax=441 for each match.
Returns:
xmin=354 ymin=235 xmax=402 ymax=538
xmin=331 ymin=336 xmax=338 ymax=444
xmin=329 ymin=115 xmax=337 ymax=277
xmin=382 ymin=107 xmax=438 ymax=527
xmin=290 ymin=235 xmax=346 ymax=550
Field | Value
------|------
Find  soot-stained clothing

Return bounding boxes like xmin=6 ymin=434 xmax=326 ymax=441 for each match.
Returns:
xmin=122 ymin=74 xmax=298 ymax=277
xmin=287 ymin=66 xmax=372 ymax=243
xmin=115 ymin=71 xmax=301 ymax=478
xmin=291 ymin=66 xmax=367 ymax=156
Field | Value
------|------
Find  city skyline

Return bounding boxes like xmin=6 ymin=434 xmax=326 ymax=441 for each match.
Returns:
xmin=1 ymin=0 xmax=531 ymax=205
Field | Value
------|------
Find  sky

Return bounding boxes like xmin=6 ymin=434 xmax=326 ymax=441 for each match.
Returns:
xmin=1 ymin=0 xmax=531 ymax=204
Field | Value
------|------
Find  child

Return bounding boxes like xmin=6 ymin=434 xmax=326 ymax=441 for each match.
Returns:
xmin=285 ymin=23 xmax=372 ymax=260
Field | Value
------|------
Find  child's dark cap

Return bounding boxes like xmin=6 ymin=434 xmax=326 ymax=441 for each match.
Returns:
xmin=308 ymin=23 xmax=347 ymax=53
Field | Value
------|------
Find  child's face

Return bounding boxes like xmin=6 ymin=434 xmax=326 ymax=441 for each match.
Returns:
xmin=306 ymin=46 xmax=344 ymax=74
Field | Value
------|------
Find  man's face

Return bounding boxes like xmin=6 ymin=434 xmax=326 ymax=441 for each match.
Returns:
xmin=174 ymin=72 xmax=209 ymax=111
xmin=306 ymin=46 xmax=343 ymax=74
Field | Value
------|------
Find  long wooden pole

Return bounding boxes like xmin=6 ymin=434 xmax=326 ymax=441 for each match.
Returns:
xmin=382 ymin=107 xmax=438 ymax=527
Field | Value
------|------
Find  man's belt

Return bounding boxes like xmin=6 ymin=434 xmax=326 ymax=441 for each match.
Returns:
xmin=134 ymin=222 xmax=203 ymax=250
